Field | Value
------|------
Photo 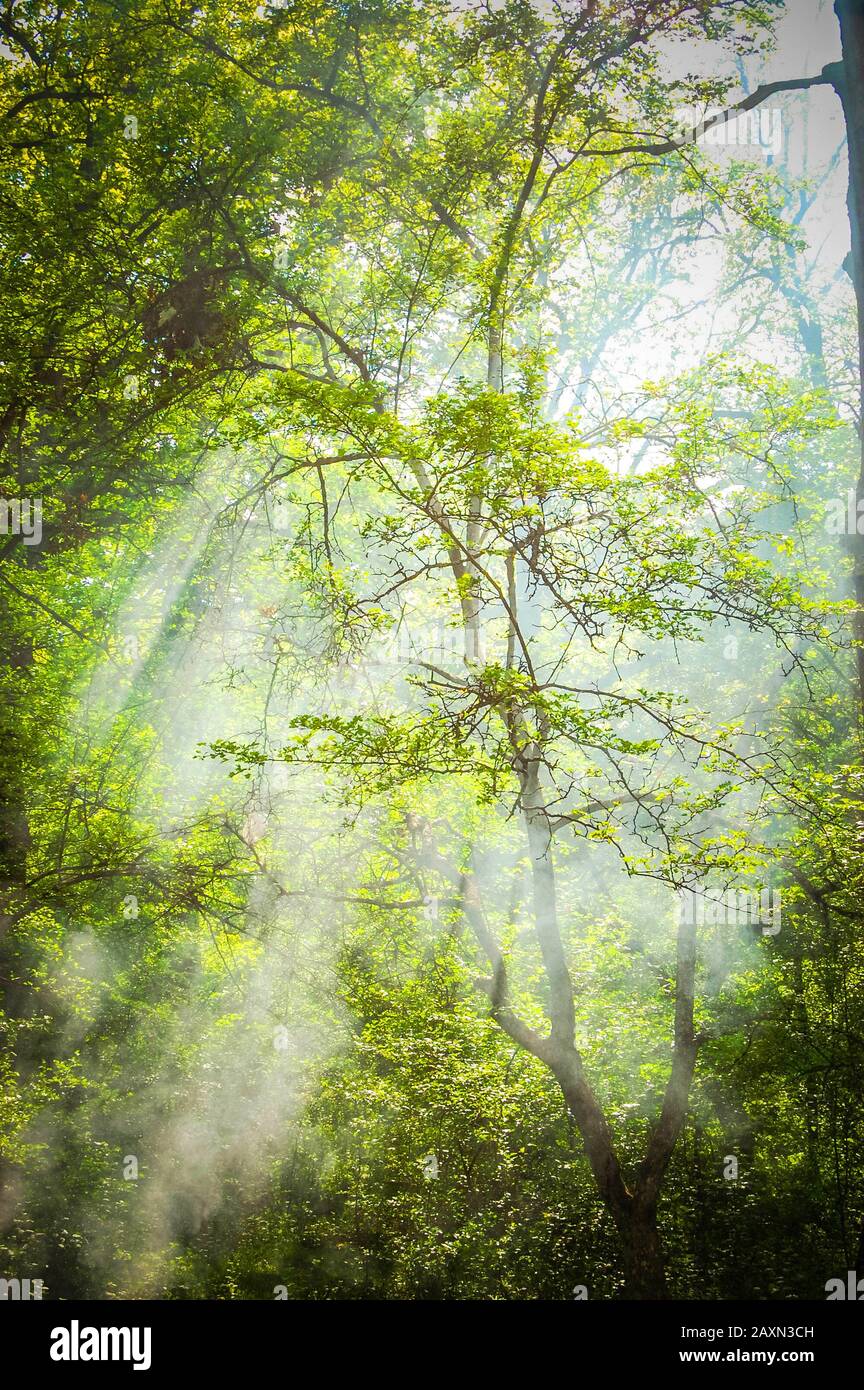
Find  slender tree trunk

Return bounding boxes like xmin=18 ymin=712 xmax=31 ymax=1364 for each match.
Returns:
xmin=522 ymin=764 xmax=681 ymax=1298
xmin=553 ymin=1049 xmax=669 ymax=1297
xmin=0 ymin=593 xmax=31 ymax=941
xmin=831 ymin=0 xmax=864 ymax=1277
xmin=832 ymin=1 xmax=864 ymax=714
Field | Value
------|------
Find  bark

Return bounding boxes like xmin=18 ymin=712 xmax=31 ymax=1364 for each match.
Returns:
xmin=637 ymin=911 xmax=700 ymax=1207
xmin=618 ymin=1202 xmax=668 ymax=1300
xmin=832 ymin=1 xmax=864 ymax=714
xmin=522 ymin=790 xmax=576 ymax=1046
xmin=519 ymin=755 xmax=697 ymax=1296
xmin=0 ymin=592 xmax=31 ymax=940
xmin=553 ymin=1046 xmax=669 ymax=1298
xmin=486 ymin=756 xmax=688 ymax=1296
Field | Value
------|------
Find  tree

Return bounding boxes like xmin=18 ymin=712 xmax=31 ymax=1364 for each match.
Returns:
xmin=203 ymin=0 xmax=839 ymax=1295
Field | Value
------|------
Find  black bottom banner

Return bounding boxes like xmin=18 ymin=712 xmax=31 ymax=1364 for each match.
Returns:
xmin=3 ymin=1298 xmax=857 ymax=1377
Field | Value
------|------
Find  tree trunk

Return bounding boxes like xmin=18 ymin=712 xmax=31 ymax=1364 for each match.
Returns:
xmin=617 ymin=1201 xmax=668 ymax=1300
xmin=553 ymin=1051 xmax=670 ymax=1298
xmin=832 ymin=1 xmax=864 ymax=714
xmin=0 ymin=595 xmax=31 ymax=941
